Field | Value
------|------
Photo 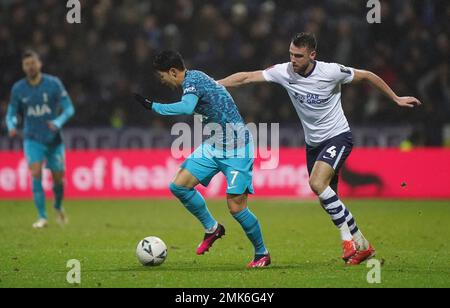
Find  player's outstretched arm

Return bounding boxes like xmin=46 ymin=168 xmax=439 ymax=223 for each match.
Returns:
xmin=134 ymin=93 xmax=199 ymax=116
xmin=218 ymin=71 xmax=266 ymax=88
xmin=352 ymin=69 xmax=422 ymax=108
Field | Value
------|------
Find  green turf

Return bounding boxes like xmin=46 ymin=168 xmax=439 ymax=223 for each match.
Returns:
xmin=0 ymin=199 xmax=449 ymax=288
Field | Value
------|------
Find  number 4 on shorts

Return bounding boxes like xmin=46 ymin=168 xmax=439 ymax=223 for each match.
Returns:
xmin=327 ymin=146 xmax=337 ymax=158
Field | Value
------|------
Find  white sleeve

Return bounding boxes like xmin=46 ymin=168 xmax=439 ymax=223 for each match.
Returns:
xmin=262 ymin=64 xmax=286 ymax=84
xmin=329 ymin=63 xmax=355 ymax=84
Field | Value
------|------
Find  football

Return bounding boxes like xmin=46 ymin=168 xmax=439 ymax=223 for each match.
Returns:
xmin=136 ymin=237 xmax=168 ymax=266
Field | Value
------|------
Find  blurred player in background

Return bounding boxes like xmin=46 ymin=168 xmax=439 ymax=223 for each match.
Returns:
xmin=219 ymin=33 xmax=421 ymax=265
xmin=134 ymin=50 xmax=270 ymax=268
xmin=6 ymin=50 xmax=75 ymax=229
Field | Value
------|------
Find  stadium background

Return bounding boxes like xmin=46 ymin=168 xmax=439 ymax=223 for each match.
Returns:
xmin=1 ymin=0 xmax=450 ymax=289
xmin=1 ymin=0 xmax=449 ymax=199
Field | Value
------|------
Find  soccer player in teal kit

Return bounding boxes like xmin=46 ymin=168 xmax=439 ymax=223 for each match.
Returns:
xmin=6 ymin=50 xmax=75 ymax=229
xmin=134 ymin=51 xmax=270 ymax=268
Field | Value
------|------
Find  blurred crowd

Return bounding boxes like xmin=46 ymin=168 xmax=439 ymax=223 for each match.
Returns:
xmin=1 ymin=0 xmax=449 ymax=145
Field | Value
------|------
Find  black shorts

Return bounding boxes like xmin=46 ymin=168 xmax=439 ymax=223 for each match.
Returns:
xmin=306 ymin=131 xmax=353 ymax=191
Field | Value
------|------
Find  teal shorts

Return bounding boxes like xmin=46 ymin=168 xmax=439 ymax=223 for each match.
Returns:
xmin=24 ymin=139 xmax=66 ymax=171
xmin=181 ymin=142 xmax=255 ymax=195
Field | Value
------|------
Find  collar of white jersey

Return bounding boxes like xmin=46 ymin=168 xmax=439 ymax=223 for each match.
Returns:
xmin=290 ymin=61 xmax=317 ymax=78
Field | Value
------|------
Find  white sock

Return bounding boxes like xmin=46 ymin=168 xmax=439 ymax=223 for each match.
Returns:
xmin=353 ymin=230 xmax=369 ymax=250
xmin=206 ymin=222 xmax=218 ymax=234
xmin=319 ymin=187 xmax=353 ymax=241
xmin=339 ymin=223 xmax=353 ymax=242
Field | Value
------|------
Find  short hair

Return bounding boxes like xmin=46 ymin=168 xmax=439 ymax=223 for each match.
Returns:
xmin=153 ymin=50 xmax=186 ymax=71
xmin=22 ymin=49 xmax=40 ymax=61
xmin=291 ymin=33 xmax=317 ymax=51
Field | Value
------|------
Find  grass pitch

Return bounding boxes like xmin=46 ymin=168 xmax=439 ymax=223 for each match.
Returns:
xmin=0 ymin=199 xmax=449 ymax=288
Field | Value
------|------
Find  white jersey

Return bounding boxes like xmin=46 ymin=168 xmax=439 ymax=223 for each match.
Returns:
xmin=262 ymin=61 xmax=354 ymax=147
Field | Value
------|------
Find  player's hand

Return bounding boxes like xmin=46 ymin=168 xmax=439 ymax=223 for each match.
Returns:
xmin=133 ymin=93 xmax=153 ymax=111
xmin=48 ymin=122 xmax=58 ymax=132
xmin=395 ymin=96 xmax=422 ymax=108
xmin=8 ymin=129 xmax=18 ymax=138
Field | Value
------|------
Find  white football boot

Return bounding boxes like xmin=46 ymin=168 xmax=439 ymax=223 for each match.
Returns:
xmin=32 ymin=218 xmax=48 ymax=229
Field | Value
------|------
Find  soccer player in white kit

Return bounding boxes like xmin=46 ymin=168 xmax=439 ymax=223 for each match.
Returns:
xmin=219 ymin=33 xmax=421 ymax=265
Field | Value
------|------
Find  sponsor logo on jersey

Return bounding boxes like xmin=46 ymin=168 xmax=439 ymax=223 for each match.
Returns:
xmin=293 ymin=92 xmax=327 ymax=105
xmin=27 ymin=104 xmax=52 ymax=117
xmin=183 ymin=86 xmax=197 ymax=95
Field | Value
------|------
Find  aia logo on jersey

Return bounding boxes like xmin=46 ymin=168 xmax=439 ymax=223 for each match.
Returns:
xmin=183 ymin=86 xmax=197 ymax=95
xmin=27 ymin=104 xmax=52 ymax=117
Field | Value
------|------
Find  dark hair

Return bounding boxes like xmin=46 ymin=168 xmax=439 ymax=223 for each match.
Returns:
xmin=22 ymin=49 xmax=40 ymax=60
xmin=291 ymin=33 xmax=317 ymax=51
xmin=153 ymin=50 xmax=186 ymax=71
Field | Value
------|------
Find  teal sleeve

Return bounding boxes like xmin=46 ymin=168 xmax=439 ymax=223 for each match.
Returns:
xmin=6 ymin=88 xmax=20 ymax=132
xmin=152 ymin=94 xmax=199 ymax=116
xmin=51 ymin=96 xmax=75 ymax=129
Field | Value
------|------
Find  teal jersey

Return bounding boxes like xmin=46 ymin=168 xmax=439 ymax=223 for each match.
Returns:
xmin=182 ymin=70 xmax=245 ymax=127
xmin=6 ymin=74 xmax=75 ymax=145
xmin=153 ymin=70 xmax=250 ymax=150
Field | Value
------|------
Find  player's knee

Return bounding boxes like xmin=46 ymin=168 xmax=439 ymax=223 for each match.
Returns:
xmin=169 ymin=182 xmax=195 ymax=203
xmin=227 ymin=202 xmax=239 ymax=215
xmin=53 ymin=179 xmax=64 ymax=187
xmin=228 ymin=204 xmax=246 ymax=215
xmin=309 ymin=178 xmax=327 ymax=195
xmin=227 ymin=194 xmax=247 ymax=214
xmin=52 ymin=172 xmax=65 ymax=185
xmin=52 ymin=176 xmax=64 ymax=186
xmin=30 ymin=168 xmax=42 ymax=179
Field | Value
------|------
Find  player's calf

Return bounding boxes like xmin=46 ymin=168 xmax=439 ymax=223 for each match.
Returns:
xmin=32 ymin=177 xmax=47 ymax=221
xmin=169 ymin=183 xmax=219 ymax=253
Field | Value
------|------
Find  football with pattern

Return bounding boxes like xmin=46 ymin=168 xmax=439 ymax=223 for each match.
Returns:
xmin=136 ymin=237 xmax=168 ymax=266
